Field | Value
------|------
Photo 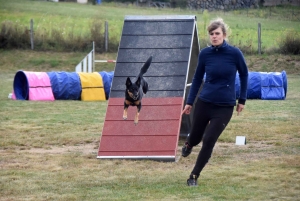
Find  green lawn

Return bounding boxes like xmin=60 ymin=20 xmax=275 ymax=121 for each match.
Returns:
xmin=0 ymin=70 xmax=299 ymax=200
xmin=1 ymin=0 xmax=300 ymax=52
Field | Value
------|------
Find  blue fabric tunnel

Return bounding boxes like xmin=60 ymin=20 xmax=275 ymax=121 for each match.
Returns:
xmin=236 ymin=71 xmax=287 ymax=100
xmin=47 ymin=72 xmax=81 ymax=100
xmin=247 ymin=72 xmax=262 ymax=99
xmin=99 ymin=71 xmax=114 ymax=99
xmin=13 ymin=71 xmax=29 ymax=100
xmin=260 ymin=71 xmax=286 ymax=100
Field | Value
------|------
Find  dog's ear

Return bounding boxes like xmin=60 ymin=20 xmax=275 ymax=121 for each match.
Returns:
xmin=126 ymin=77 xmax=132 ymax=87
xmin=135 ymin=77 xmax=141 ymax=87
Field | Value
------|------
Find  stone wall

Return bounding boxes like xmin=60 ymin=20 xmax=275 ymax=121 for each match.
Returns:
xmin=263 ymin=0 xmax=300 ymax=6
xmin=187 ymin=0 xmax=259 ymax=10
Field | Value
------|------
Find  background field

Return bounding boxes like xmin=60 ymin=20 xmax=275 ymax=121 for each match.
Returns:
xmin=0 ymin=0 xmax=300 ymax=200
xmin=1 ymin=0 xmax=300 ymax=53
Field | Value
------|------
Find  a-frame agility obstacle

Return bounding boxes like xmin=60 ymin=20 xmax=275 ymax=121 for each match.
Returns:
xmin=97 ymin=15 xmax=200 ymax=161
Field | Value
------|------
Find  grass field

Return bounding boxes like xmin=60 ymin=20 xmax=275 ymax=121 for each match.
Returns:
xmin=1 ymin=0 xmax=300 ymax=53
xmin=0 ymin=53 xmax=299 ymax=200
xmin=0 ymin=0 xmax=300 ymax=200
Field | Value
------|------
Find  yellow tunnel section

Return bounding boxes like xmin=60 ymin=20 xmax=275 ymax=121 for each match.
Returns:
xmin=78 ymin=72 xmax=106 ymax=101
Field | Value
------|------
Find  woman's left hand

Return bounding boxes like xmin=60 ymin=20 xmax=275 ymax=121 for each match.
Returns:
xmin=236 ymin=104 xmax=244 ymax=116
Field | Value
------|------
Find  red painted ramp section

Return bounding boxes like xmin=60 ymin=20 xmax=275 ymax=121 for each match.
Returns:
xmin=98 ymin=97 xmax=183 ymax=161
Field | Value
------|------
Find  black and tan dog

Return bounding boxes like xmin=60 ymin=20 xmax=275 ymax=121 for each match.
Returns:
xmin=123 ymin=56 xmax=152 ymax=125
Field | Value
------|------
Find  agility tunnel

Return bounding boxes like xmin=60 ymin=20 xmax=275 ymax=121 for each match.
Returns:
xmin=13 ymin=70 xmax=113 ymax=101
xmin=242 ymin=71 xmax=287 ymax=100
xmin=260 ymin=71 xmax=287 ymax=100
xmin=47 ymin=72 xmax=81 ymax=100
xmin=99 ymin=71 xmax=114 ymax=99
xmin=78 ymin=72 xmax=106 ymax=101
xmin=13 ymin=71 xmax=54 ymax=101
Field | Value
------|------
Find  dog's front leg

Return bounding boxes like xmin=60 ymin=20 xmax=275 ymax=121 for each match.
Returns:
xmin=123 ymin=101 xmax=129 ymax=120
xmin=134 ymin=111 xmax=140 ymax=126
xmin=134 ymin=103 xmax=142 ymax=125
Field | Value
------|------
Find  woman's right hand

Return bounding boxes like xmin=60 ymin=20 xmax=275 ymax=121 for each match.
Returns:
xmin=182 ymin=105 xmax=192 ymax=115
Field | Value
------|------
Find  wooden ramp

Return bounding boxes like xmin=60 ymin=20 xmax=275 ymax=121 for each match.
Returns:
xmin=97 ymin=15 xmax=199 ymax=161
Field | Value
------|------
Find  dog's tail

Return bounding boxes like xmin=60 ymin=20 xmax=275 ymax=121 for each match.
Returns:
xmin=138 ymin=56 xmax=152 ymax=78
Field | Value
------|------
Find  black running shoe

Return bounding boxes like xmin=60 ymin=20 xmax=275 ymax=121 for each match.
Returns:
xmin=187 ymin=175 xmax=198 ymax=186
xmin=181 ymin=142 xmax=193 ymax=157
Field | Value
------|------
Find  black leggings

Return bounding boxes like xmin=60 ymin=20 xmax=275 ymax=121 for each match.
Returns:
xmin=188 ymin=99 xmax=234 ymax=176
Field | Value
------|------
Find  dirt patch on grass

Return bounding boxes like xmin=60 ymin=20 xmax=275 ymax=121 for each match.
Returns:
xmin=177 ymin=138 xmax=299 ymax=164
xmin=247 ymin=54 xmax=300 ymax=74
xmin=20 ymin=143 xmax=99 ymax=155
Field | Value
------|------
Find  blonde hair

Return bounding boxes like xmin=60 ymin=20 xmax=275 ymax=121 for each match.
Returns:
xmin=207 ymin=17 xmax=231 ymax=40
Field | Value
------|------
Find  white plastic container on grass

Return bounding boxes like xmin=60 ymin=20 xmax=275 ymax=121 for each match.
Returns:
xmin=77 ymin=0 xmax=88 ymax=3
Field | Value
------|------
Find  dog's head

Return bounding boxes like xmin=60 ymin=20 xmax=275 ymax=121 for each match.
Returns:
xmin=126 ymin=77 xmax=141 ymax=100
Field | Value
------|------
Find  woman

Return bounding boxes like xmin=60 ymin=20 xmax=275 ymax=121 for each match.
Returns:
xmin=181 ymin=17 xmax=248 ymax=186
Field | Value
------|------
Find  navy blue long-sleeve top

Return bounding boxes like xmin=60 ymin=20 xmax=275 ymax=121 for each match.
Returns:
xmin=187 ymin=40 xmax=248 ymax=106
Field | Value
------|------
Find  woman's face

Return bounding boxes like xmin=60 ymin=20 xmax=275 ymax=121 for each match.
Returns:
xmin=209 ymin=27 xmax=226 ymax=46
